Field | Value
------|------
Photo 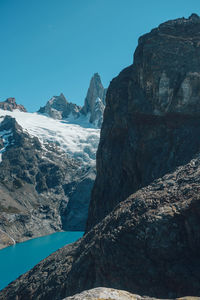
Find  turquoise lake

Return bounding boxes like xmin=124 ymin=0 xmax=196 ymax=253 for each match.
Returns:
xmin=0 ymin=231 xmax=83 ymax=291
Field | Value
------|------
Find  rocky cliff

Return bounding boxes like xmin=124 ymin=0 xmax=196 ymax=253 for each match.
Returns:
xmin=86 ymin=13 xmax=200 ymax=230
xmin=0 ymin=115 xmax=94 ymax=248
xmin=0 ymin=98 xmax=27 ymax=112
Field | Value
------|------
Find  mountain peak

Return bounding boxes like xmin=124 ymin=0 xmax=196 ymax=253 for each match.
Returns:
xmin=38 ymin=74 xmax=107 ymax=128
xmin=0 ymin=98 xmax=27 ymax=112
xmin=38 ymin=94 xmax=80 ymax=120
xmin=189 ymin=13 xmax=200 ymax=21
xmin=81 ymin=73 xmax=107 ymax=127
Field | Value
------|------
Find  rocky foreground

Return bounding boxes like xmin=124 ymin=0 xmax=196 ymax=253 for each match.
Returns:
xmin=63 ymin=288 xmax=200 ymax=300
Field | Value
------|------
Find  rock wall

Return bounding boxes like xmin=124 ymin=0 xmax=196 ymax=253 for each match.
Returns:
xmin=86 ymin=13 xmax=200 ymax=230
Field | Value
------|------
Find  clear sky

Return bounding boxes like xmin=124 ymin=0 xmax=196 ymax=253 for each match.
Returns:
xmin=0 ymin=0 xmax=200 ymax=112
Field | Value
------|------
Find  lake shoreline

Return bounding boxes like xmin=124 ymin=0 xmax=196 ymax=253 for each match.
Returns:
xmin=0 ymin=231 xmax=83 ymax=291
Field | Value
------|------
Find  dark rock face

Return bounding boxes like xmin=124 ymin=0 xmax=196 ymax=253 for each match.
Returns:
xmin=0 ymin=116 xmax=93 ymax=247
xmin=1 ymin=155 xmax=200 ymax=299
xmin=0 ymin=98 xmax=27 ymax=112
xmin=86 ymin=13 xmax=200 ymax=230
xmin=38 ymin=93 xmax=81 ymax=119
xmin=81 ymin=73 xmax=107 ymax=127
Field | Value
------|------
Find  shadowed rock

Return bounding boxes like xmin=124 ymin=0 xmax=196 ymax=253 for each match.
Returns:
xmin=86 ymin=13 xmax=200 ymax=230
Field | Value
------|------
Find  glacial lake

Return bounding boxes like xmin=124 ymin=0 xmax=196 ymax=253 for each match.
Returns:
xmin=0 ymin=231 xmax=83 ymax=291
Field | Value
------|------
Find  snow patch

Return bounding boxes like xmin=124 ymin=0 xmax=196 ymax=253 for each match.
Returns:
xmin=0 ymin=109 xmax=100 ymax=165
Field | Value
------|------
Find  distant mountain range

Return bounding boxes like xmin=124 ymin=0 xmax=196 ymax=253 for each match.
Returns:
xmin=38 ymin=73 xmax=106 ymax=128
xmin=0 ymin=73 xmax=105 ymax=248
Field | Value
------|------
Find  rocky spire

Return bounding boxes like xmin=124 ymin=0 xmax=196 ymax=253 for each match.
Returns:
xmin=81 ymin=73 xmax=107 ymax=127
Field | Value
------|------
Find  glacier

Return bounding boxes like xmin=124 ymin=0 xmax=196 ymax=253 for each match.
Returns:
xmin=0 ymin=109 xmax=100 ymax=165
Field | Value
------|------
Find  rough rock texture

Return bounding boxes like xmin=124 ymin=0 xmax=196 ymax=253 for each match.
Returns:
xmin=38 ymin=93 xmax=81 ymax=119
xmin=0 ymin=98 xmax=27 ymax=112
xmin=63 ymin=287 xmax=169 ymax=300
xmin=0 ymin=116 xmax=92 ymax=248
xmin=63 ymin=288 xmax=200 ymax=300
xmin=81 ymin=73 xmax=107 ymax=127
xmin=1 ymin=155 xmax=200 ymax=299
xmin=86 ymin=13 xmax=200 ymax=230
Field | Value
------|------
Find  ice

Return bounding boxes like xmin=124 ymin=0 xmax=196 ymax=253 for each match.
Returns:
xmin=0 ymin=128 xmax=13 ymax=162
xmin=0 ymin=109 xmax=100 ymax=165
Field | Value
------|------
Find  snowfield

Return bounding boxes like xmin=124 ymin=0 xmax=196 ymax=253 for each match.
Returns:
xmin=0 ymin=109 xmax=100 ymax=165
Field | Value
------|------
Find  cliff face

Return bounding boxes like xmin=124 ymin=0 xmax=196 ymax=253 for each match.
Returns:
xmin=86 ymin=13 xmax=200 ymax=230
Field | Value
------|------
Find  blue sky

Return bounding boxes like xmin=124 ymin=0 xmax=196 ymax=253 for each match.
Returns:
xmin=0 ymin=0 xmax=200 ymax=111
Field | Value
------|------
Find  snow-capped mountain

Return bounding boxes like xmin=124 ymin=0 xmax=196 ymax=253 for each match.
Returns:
xmin=38 ymin=73 xmax=107 ymax=128
xmin=81 ymin=73 xmax=107 ymax=128
xmin=0 ymin=107 xmax=100 ymax=248
xmin=38 ymin=93 xmax=81 ymax=120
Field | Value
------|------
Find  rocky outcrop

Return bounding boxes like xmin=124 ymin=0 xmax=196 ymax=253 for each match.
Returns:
xmin=63 ymin=288 xmax=200 ymax=300
xmin=86 ymin=13 xmax=200 ymax=230
xmin=1 ymin=154 xmax=200 ymax=299
xmin=63 ymin=287 xmax=174 ymax=300
xmin=0 ymin=116 xmax=93 ymax=248
xmin=0 ymin=98 xmax=27 ymax=112
xmin=38 ymin=93 xmax=81 ymax=119
xmin=81 ymin=73 xmax=107 ymax=127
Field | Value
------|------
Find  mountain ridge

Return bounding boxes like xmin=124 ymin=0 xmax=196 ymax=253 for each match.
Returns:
xmin=38 ymin=73 xmax=106 ymax=128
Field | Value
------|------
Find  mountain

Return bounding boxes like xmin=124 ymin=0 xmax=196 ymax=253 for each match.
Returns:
xmin=0 ymin=110 xmax=100 ymax=249
xmin=1 ymin=14 xmax=200 ymax=300
xmin=38 ymin=93 xmax=81 ymax=120
xmin=38 ymin=73 xmax=106 ymax=128
xmin=81 ymin=73 xmax=107 ymax=127
xmin=0 ymin=98 xmax=26 ymax=112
